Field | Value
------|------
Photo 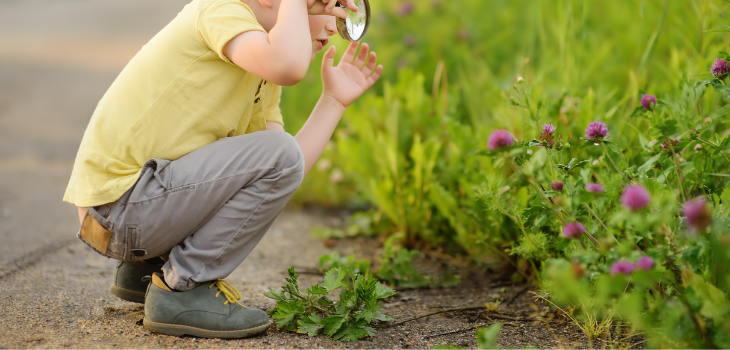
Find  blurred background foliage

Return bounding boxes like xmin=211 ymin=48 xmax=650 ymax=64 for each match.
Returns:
xmin=282 ymin=0 xmax=730 ymax=264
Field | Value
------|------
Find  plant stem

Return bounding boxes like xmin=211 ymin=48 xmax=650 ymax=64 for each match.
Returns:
xmin=669 ymin=145 xmax=689 ymax=202
xmin=600 ymin=143 xmax=630 ymax=182
xmin=582 ymin=203 xmax=619 ymax=244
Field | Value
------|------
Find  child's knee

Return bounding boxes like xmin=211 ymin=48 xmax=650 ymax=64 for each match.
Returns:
xmin=268 ymin=131 xmax=304 ymax=186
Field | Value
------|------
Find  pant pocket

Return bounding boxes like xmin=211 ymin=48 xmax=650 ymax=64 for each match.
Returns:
xmin=148 ymin=158 xmax=172 ymax=190
xmin=124 ymin=224 xmax=148 ymax=261
xmin=77 ymin=210 xmax=114 ymax=258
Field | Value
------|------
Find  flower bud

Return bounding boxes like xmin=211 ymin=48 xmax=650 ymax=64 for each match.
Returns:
xmin=641 ymin=94 xmax=657 ymax=111
xmin=550 ymin=181 xmax=564 ymax=192
xmin=586 ymin=183 xmax=604 ymax=193
xmin=636 ymin=256 xmax=655 ymax=271
xmin=398 ymin=2 xmax=414 ymax=16
xmin=683 ymin=198 xmax=712 ymax=234
xmin=620 ymin=185 xmax=651 ymax=211
xmin=488 ymin=130 xmax=515 ymax=150
xmin=563 ymin=222 xmax=586 ymax=239
xmin=610 ymin=261 xmax=635 ymax=275
xmin=585 ymin=122 xmax=609 ymax=139
xmin=712 ymin=58 xmax=730 ymax=77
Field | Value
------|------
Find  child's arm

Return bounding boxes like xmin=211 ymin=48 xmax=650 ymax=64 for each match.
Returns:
xmin=284 ymin=42 xmax=382 ymax=177
xmin=224 ymin=0 xmax=357 ymax=86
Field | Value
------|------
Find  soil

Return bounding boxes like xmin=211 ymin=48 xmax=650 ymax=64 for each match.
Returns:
xmin=0 ymin=1 xmax=600 ymax=348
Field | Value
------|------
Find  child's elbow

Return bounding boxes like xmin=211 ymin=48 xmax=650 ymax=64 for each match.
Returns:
xmin=271 ymin=63 xmax=309 ymax=86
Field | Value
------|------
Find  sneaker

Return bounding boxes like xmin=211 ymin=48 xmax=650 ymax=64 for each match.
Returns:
xmin=143 ymin=273 xmax=272 ymax=338
xmin=110 ymin=260 xmax=164 ymax=303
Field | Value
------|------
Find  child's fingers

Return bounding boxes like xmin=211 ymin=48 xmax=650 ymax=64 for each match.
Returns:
xmin=324 ymin=0 xmax=337 ymax=14
xmin=340 ymin=0 xmax=358 ymax=12
xmin=362 ymin=51 xmax=377 ymax=76
xmin=366 ymin=65 xmax=384 ymax=86
xmin=339 ymin=41 xmax=359 ymax=65
xmin=329 ymin=7 xmax=349 ymax=19
xmin=353 ymin=42 xmax=369 ymax=68
xmin=321 ymin=45 xmax=337 ymax=69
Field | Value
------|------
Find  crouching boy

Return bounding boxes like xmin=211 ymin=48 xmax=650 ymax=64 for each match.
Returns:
xmin=63 ymin=0 xmax=382 ymax=338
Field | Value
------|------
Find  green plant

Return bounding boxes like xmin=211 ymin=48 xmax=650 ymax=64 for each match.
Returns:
xmin=434 ymin=323 xmax=505 ymax=349
xmin=264 ymin=266 xmax=396 ymax=341
xmin=318 ymin=252 xmax=371 ymax=276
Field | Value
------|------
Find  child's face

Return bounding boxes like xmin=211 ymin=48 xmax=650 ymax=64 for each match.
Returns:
xmin=308 ymin=15 xmax=337 ymax=61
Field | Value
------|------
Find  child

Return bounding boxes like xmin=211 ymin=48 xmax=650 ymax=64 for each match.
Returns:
xmin=63 ymin=0 xmax=382 ymax=338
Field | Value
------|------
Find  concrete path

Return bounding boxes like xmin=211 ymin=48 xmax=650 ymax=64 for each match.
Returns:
xmin=0 ymin=1 xmax=348 ymax=347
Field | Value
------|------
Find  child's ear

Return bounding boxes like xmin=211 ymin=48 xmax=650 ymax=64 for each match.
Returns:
xmin=257 ymin=0 xmax=274 ymax=8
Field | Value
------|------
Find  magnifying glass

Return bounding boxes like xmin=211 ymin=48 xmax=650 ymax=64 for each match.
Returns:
xmin=335 ymin=0 xmax=371 ymax=42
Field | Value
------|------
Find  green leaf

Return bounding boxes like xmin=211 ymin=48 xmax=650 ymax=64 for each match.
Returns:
xmin=714 ymin=136 xmax=730 ymax=156
xmin=322 ymin=315 xmax=348 ymax=337
xmin=683 ymin=244 xmax=706 ymax=271
xmin=264 ymin=288 xmax=288 ymax=302
xmin=339 ymin=289 xmax=358 ymax=309
xmin=476 ymin=323 xmax=503 ymax=349
xmin=374 ymin=282 xmax=396 ymax=299
xmin=708 ymin=104 xmax=730 ymax=119
xmin=355 ymin=309 xmax=377 ymax=323
xmin=704 ymin=25 xmax=730 ymax=33
xmin=630 ymin=106 xmax=647 ymax=118
xmin=323 ymin=268 xmax=347 ymax=292
xmin=306 ymin=284 xmax=329 ymax=296
xmin=333 ymin=322 xmax=374 ymax=341
xmin=687 ymin=274 xmax=730 ymax=324
xmin=271 ymin=300 xmax=304 ymax=328
xmin=297 ymin=314 xmax=324 ymax=336
xmin=638 ymin=154 xmax=661 ymax=176
xmin=658 ymin=119 xmax=679 ymax=137
xmin=710 ymin=80 xmax=730 ymax=101
xmin=373 ymin=310 xmax=393 ymax=322
xmin=523 ymin=147 xmax=548 ymax=174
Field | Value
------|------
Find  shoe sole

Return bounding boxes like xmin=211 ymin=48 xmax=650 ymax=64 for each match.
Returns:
xmin=110 ymin=285 xmax=146 ymax=303
xmin=143 ymin=319 xmax=272 ymax=339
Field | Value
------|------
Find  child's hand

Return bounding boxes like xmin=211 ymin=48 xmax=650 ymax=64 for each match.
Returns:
xmin=307 ymin=0 xmax=358 ymax=19
xmin=320 ymin=42 xmax=383 ymax=109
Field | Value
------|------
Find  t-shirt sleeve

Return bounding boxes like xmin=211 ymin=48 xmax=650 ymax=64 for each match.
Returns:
xmin=265 ymin=84 xmax=284 ymax=126
xmin=197 ymin=1 xmax=266 ymax=64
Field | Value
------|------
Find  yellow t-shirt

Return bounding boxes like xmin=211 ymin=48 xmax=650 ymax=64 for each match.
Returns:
xmin=64 ymin=0 xmax=284 ymax=207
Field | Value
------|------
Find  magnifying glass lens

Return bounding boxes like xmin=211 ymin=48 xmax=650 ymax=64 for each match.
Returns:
xmin=336 ymin=0 xmax=370 ymax=42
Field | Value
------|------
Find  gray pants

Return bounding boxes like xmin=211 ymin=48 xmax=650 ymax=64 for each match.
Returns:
xmin=80 ymin=131 xmax=304 ymax=291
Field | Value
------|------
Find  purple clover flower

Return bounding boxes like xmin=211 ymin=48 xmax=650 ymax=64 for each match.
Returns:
xmin=457 ymin=29 xmax=471 ymax=41
xmin=586 ymin=183 xmax=604 ymax=193
xmin=488 ymin=130 xmax=515 ymax=150
xmin=636 ymin=256 xmax=655 ymax=271
xmin=542 ymin=123 xmax=556 ymax=135
xmin=683 ymin=198 xmax=712 ymax=233
xmin=712 ymin=59 xmax=730 ymax=77
xmin=620 ymin=185 xmax=651 ymax=211
xmin=611 ymin=261 xmax=636 ymax=275
xmin=551 ymin=181 xmax=564 ymax=192
xmin=404 ymin=34 xmax=416 ymax=47
xmin=585 ymin=122 xmax=610 ymax=139
xmin=563 ymin=222 xmax=586 ymax=239
xmin=641 ymin=94 xmax=657 ymax=111
xmin=398 ymin=2 xmax=414 ymax=16
xmin=538 ymin=123 xmax=557 ymax=148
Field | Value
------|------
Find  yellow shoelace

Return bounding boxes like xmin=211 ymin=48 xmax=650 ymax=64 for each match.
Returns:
xmin=209 ymin=279 xmax=246 ymax=308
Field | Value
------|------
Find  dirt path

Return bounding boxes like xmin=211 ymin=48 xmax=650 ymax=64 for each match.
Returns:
xmin=0 ymin=1 xmax=592 ymax=348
